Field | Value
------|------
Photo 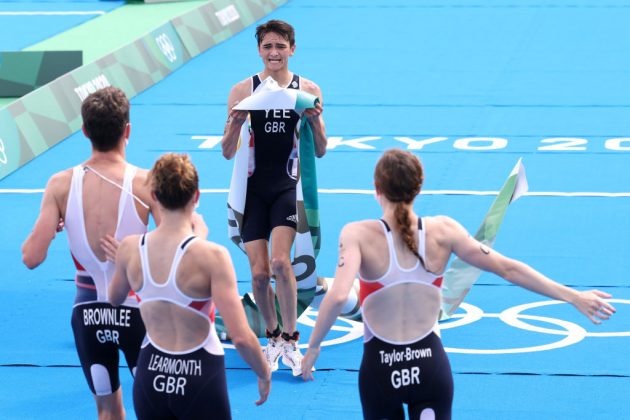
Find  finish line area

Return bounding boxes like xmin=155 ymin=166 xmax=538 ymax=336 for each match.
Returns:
xmin=1 ymin=0 xmax=629 ymax=419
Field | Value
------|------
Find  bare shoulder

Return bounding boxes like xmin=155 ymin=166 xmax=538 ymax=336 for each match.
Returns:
xmin=425 ymin=215 xmax=461 ymax=229
xmin=120 ymin=234 xmax=142 ymax=247
xmin=133 ymin=166 xmax=151 ymax=185
xmin=342 ymin=219 xmax=382 ymax=238
xmin=134 ymin=167 xmax=150 ymax=180
xmin=229 ymin=77 xmax=253 ymax=103
xmin=192 ymin=240 xmax=232 ymax=263
xmin=118 ymin=234 xmax=141 ymax=260
xmin=120 ymin=234 xmax=141 ymax=249
xmin=48 ymin=168 xmax=72 ymax=189
xmin=299 ymin=76 xmax=322 ymax=97
xmin=45 ymin=168 xmax=73 ymax=201
xmin=207 ymin=241 xmax=230 ymax=257
xmin=424 ymin=215 xmax=468 ymax=243
xmin=131 ymin=167 xmax=155 ymax=207
xmin=132 ymin=167 xmax=150 ymax=187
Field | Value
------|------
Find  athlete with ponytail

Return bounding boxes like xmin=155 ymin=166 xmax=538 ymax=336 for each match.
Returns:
xmin=301 ymin=149 xmax=615 ymax=420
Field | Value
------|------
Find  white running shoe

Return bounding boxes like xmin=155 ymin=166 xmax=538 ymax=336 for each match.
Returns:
xmin=281 ymin=340 xmax=306 ymax=377
xmin=262 ymin=338 xmax=283 ymax=372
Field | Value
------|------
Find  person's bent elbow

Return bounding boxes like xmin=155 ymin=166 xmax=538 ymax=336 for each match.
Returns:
xmin=229 ymin=332 xmax=252 ymax=350
xmin=328 ymin=290 xmax=349 ymax=308
xmin=315 ymin=146 xmax=327 ymax=158
xmin=21 ymin=243 xmax=45 ymax=269
xmin=222 ymin=148 xmax=235 ymax=160
xmin=108 ymin=282 xmax=127 ymax=308
xmin=221 ymin=142 xmax=235 ymax=160
xmin=108 ymin=292 xmax=125 ymax=308
xmin=22 ymin=251 xmax=44 ymax=270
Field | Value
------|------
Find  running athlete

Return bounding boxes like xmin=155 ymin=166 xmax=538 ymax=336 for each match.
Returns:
xmin=21 ymin=87 xmax=159 ymax=419
xmin=109 ymin=153 xmax=271 ymax=419
xmin=301 ymin=149 xmax=616 ymax=420
xmin=221 ymin=19 xmax=327 ymax=375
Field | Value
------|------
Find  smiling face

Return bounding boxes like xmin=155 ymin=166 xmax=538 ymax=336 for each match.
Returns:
xmin=258 ymin=31 xmax=295 ymax=72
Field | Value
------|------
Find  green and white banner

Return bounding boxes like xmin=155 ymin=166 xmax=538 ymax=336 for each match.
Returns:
xmin=440 ymin=159 xmax=529 ymax=319
xmin=0 ymin=0 xmax=287 ymax=181
xmin=144 ymin=0 xmax=197 ymax=3
xmin=173 ymin=0 xmax=284 ymax=56
xmin=0 ymin=51 xmax=82 ymax=97
xmin=0 ymin=21 xmax=189 ymax=180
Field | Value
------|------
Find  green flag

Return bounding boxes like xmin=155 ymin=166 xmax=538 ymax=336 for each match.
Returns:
xmin=440 ymin=159 xmax=528 ymax=319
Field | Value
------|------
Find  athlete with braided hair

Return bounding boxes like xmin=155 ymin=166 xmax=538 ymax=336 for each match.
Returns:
xmin=302 ymin=149 xmax=615 ymax=420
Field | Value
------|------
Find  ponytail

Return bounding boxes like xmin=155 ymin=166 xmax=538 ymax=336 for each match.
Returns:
xmin=394 ymin=202 xmax=421 ymax=262
xmin=374 ymin=149 xmax=425 ymax=263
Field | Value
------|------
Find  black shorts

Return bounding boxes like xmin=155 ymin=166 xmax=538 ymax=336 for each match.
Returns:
xmin=241 ymin=175 xmax=297 ymax=243
xmin=71 ymin=302 xmax=145 ymax=396
xmin=133 ymin=343 xmax=231 ymax=420
xmin=359 ymin=332 xmax=454 ymax=420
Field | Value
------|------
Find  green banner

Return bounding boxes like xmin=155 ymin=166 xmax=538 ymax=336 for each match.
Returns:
xmin=0 ymin=51 xmax=82 ymax=97
xmin=0 ymin=21 xmax=189 ymax=180
xmin=0 ymin=109 xmax=21 ymax=175
xmin=173 ymin=0 xmax=285 ymax=57
xmin=440 ymin=159 xmax=529 ymax=319
xmin=144 ymin=0 xmax=198 ymax=3
xmin=0 ymin=0 xmax=287 ymax=181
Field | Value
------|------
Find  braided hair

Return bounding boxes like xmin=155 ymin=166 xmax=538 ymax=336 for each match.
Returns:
xmin=374 ymin=149 xmax=424 ymax=261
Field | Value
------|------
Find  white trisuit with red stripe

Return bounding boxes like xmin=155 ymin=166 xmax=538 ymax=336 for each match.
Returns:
xmin=65 ymin=164 xmax=148 ymax=396
xmin=358 ymin=219 xmax=454 ymax=420
xmin=132 ymin=234 xmax=230 ymax=420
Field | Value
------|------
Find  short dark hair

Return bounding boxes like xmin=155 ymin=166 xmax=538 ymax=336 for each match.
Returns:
xmin=81 ymin=87 xmax=129 ymax=152
xmin=255 ymin=19 xmax=295 ymax=47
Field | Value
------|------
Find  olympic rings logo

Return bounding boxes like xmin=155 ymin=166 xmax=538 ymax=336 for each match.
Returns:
xmin=155 ymin=33 xmax=177 ymax=63
xmin=221 ymin=300 xmax=628 ymax=353
xmin=441 ymin=299 xmax=630 ymax=354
